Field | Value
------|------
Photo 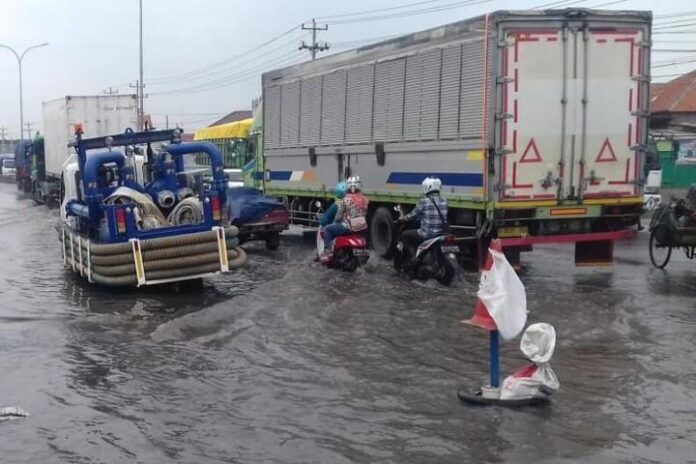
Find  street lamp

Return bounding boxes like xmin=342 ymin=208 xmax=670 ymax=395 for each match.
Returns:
xmin=0 ymin=42 xmax=49 ymax=140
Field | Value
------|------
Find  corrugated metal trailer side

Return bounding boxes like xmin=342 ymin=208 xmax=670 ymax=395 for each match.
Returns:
xmin=262 ymin=14 xmax=492 ymax=206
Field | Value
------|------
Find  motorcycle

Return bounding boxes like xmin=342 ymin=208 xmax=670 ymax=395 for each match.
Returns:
xmin=315 ymin=202 xmax=370 ymax=272
xmin=392 ymin=206 xmax=460 ymax=286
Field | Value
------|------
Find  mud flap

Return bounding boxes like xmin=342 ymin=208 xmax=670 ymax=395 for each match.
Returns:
xmin=575 ymin=240 xmax=614 ymax=266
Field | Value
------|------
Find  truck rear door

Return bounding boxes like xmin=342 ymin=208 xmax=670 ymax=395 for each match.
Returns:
xmin=498 ymin=22 xmax=647 ymax=202
xmin=579 ymin=28 xmax=645 ymax=199
xmin=499 ymin=28 xmax=566 ymax=201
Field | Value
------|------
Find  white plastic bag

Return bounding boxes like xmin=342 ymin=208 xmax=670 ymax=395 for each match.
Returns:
xmin=500 ymin=323 xmax=560 ymax=400
xmin=477 ymin=249 xmax=527 ymax=340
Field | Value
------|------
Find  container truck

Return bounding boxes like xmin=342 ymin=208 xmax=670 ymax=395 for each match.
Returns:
xmin=258 ymin=8 xmax=651 ymax=266
xmin=28 ymin=95 xmax=138 ymax=204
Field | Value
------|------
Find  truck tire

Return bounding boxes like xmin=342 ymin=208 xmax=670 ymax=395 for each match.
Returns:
xmin=33 ymin=182 xmax=46 ymax=205
xmin=265 ymin=233 xmax=280 ymax=251
xmin=370 ymin=206 xmax=396 ymax=258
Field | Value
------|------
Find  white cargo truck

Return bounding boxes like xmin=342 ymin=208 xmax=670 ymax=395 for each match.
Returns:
xmin=35 ymin=95 xmax=138 ymax=203
xmin=259 ymin=8 xmax=651 ymax=266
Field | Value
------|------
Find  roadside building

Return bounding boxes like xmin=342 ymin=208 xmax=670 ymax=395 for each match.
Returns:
xmin=649 ymin=70 xmax=696 ymax=190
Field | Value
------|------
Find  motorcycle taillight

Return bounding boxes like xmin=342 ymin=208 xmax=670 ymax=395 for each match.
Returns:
xmin=443 ymin=235 xmax=456 ymax=244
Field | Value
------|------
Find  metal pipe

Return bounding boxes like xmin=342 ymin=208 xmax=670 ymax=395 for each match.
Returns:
xmin=66 ymin=201 xmax=90 ymax=218
xmin=83 ymin=151 xmax=127 ymax=196
xmin=164 ymin=142 xmax=226 ymax=184
xmin=490 ymin=330 xmax=500 ymax=388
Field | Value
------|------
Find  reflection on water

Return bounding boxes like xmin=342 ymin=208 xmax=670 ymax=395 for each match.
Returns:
xmin=0 ymin=184 xmax=694 ymax=463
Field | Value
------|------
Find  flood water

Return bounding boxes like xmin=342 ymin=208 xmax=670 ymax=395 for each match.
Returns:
xmin=0 ymin=181 xmax=694 ymax=463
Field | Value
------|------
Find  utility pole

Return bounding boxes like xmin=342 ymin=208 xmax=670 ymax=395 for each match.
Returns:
xmin=0 ymin=127 xmax=6 ymax=153
xmin=299 ymin=19 xmax=329 ymax=60
xmin=24 ymin=121 xmax=33 ymax=139
xmin=165 ymin=115 xmax=169 ymax=130
xmin=103 ymin=86 xmax=119 ymax=95
xmin=138 ymin=0 xmax=145 ymax=131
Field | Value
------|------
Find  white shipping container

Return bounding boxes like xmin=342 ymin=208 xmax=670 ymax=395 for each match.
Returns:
xmin=42 ymin=95 xmax=138 ymax=177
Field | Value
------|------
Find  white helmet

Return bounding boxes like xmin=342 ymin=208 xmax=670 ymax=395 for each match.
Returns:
xmin=346 ymin=176 xmax=362 ymax=192
xmin=422 ymin=176 xmax=442 ymax=194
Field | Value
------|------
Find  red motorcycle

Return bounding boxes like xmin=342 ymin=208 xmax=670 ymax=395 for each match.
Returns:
xmin=316 ymin=227 xmax=370 ymax=272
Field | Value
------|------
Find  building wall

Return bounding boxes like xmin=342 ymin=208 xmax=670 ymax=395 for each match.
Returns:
xmin=657 ymin=140 xmax=696 ymax=189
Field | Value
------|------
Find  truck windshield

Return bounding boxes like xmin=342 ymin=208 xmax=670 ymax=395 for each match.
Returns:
xmin=3 ymin=159 xmax=15 ymax=169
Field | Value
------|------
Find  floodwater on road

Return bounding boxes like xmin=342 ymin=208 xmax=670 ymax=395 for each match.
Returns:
xmin=0 ymin=182 xmax=694 ymax=464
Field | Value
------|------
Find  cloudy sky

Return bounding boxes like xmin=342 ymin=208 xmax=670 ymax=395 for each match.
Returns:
xmin=0 ymin=0 xmax=694 ymax=138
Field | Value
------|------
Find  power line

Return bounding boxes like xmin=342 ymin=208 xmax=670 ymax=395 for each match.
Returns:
xmin=533 ymin=0 xmax=586 ymax=10
xmin=653 ymin=30 xmax=696 ymax=35
xmin=652 ymin=72 xmax=693 ymax=79
xmin=587 ymin=0 xmax=627 ymax=8
xmin=655 ymin=10 xmax=696 ymax=19
xmin=145 ymin=24 xmax=304 ymax=84
xmin=652 ymin=58 xmax=696 ymax=68
xmin=149 ymin=51 xmax=306 ymax=96
xmin=148 ymin=32 xmax=310 ymax=87
xmin=316 ymin=0 xmax=452 ymax=21
xmin=654 ymin=22 xmax=696 ymax=31
xmin=328 ymin=0 xmax=492 ymax=25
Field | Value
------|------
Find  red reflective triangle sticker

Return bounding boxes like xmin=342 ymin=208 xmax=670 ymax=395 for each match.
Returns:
xmin=519 ymin=138 xmax=542 ymax=163
xmin=595 ymin=137 xmax=618 ymax=162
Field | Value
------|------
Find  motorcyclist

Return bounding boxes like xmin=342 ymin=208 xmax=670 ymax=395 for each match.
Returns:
xmin=321 ymin=176 xmax=369 ymax=257
xmin=319 ymin=182 xmax=347 ymax=227
xmin=399 ymin=177 xmax=448 ymax=260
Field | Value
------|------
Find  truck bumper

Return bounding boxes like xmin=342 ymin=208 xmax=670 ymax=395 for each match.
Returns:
xmin=498 ymin=229 xmax=636 ymax=267
xmin=497 ymin=229 xmax=636 ymax=247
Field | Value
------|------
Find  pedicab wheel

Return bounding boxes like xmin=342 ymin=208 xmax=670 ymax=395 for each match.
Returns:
xmin=649 ymin=226 xmax=672 ymax=269
xmin=265 ymin=233 xmax=280 ymax=251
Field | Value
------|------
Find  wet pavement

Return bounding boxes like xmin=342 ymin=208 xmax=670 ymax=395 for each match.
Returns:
xmin=0 ymin=181 xmax=694 ymax=463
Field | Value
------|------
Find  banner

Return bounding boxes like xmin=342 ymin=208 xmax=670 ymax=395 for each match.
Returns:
xmin=676 ymin=139 xmax=696 ymax=164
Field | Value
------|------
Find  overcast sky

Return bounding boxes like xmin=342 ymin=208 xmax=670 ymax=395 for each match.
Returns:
xmin=0 ymin=0 xmax=694 ymax=138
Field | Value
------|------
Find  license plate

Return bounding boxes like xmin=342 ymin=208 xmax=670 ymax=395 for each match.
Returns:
xmin=497 ymin=226 xmax=528 ymax=238
xmin=353 ymin=249 xmax=370 ymax=256
xmin=441 ymin=245 xmax=460 ymax=253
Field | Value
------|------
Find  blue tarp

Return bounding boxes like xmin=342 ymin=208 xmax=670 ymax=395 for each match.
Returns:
xmin=226 ymin=187 xmax=284 ymax=225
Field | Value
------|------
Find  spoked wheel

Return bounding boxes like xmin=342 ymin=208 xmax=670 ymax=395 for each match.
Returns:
xmin=649 ymin=226 xmax=672 ymax=269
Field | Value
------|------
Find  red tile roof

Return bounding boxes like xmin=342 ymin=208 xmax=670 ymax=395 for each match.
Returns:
xmin=650 ymin=82 xmax=667 ymax=99
xmin=650 ymin=70 xmax=696 ymax=114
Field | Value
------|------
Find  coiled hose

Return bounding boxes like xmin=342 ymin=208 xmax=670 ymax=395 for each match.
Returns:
xmin=167 ymin=197 xmax=204 ymax=225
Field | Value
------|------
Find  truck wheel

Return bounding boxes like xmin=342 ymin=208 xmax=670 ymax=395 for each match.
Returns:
xmin=370 ymin=206 xmax=396 ymax=258
xmin=32 ymin=182 xmax=45 ymax=205
xmin=265 ymin=233 xmax=280 ymax=251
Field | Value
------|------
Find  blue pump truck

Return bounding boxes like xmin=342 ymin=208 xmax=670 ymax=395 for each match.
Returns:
xmin=60 ymin=127 xmax=248 ymax=287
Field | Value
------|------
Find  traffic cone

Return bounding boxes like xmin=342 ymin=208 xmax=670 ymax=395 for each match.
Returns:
xmin=462 ymin=239 xmax=502 ymax=331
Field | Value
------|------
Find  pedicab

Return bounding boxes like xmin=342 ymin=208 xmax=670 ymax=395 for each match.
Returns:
xmin=648 ymin=194 xmax=696 ymax=268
